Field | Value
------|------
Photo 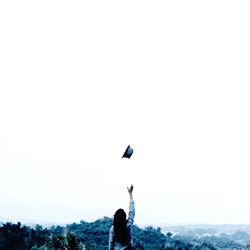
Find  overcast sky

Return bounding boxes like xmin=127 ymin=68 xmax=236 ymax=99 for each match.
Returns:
xmin=0 ymin=1 xmax=250 ymax=226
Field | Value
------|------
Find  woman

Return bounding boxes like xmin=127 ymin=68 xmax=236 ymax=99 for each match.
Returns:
xmin=109 ymin=184 xmax=135 ymax=250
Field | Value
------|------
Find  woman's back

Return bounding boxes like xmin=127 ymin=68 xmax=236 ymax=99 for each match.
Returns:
xmin=109 ymin=185 xmax=135 ymax=250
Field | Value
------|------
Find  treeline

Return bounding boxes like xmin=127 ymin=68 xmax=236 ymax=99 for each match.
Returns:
xmin=1 ymin=219 xmax=250 ymax=249
xmin=0 ymin=218 xmax=166 ymax=250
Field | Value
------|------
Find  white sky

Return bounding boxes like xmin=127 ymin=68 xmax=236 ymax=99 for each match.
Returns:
xmin=0 ymin=1 xmax=250 ymax=226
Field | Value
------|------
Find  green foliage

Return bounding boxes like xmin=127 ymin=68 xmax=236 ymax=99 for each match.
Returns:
xmin=0 ymin=222 xmax=50 ymax=250
xmin=48 ymin=234 xmax=66 ymax=249
xmin=66 ymin=217 xmax=112 ymax=250
xmin=133 ymin=225 xmax=166 ymax=250
xmin=1 ymin=219 xmax=250 ymax=249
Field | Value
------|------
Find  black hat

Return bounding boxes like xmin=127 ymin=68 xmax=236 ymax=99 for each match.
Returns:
xmin=122 ymin=145 xmax=133 ymax=158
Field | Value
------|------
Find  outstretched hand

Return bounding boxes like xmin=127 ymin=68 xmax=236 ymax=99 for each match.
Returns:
xmin=127 ymin=184 xmax=133 ymax=194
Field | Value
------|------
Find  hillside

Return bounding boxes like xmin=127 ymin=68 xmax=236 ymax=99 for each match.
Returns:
xmin=2 ymin=219 xmax=250 ymax=249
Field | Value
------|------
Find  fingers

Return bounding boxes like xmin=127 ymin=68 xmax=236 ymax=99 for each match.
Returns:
xmin=127 ymin=184 xmax=134 ymax=193
xmin=127 ymin=184 xmax=133 ymax=192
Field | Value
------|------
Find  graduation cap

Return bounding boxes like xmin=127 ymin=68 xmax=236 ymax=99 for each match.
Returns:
xmin=122 ymin=145 xmax=133 ymax=158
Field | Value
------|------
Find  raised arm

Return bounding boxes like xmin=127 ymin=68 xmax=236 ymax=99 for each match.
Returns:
xmin=127 ymin=184 xmax=134 ymax=202
xmin=127 ymin=184 xmax=135 ymax=225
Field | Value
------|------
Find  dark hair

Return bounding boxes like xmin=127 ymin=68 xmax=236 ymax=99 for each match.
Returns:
xmin=113 ymin=209 xmax=129 ymax=244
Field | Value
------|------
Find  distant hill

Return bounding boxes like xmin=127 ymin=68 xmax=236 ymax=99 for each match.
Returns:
xmin=162 ymin=224 xmax=250 ymax=235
